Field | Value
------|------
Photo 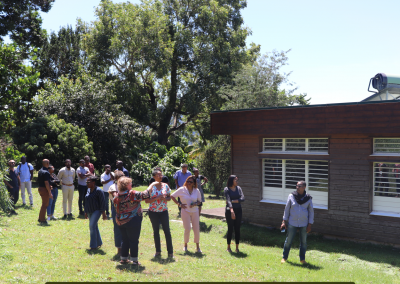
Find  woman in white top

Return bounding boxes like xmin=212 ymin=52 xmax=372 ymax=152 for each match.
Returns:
xmin=171 ymin=175 xmax=202 ymax=253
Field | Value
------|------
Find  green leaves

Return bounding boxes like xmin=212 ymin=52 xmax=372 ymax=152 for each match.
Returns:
xmin=11 ymin=114 xmax=96 ymax=170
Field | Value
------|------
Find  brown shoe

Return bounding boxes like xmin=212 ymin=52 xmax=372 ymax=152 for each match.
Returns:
xmin=300 ymin=260 xmax=307 ymax=264
xmin=281 ymin=258 xmax=287 ymax=264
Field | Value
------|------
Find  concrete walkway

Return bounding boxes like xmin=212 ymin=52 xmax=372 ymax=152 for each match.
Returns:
xmin=200 ymin=207 xmax=225 ymax=220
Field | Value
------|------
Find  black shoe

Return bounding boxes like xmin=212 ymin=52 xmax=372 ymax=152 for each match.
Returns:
xmin=79 ymin=211 xmax=84 ymax=216
xmin=39 ymin=221 xmax=49 ymax=225
xmin=11 ymin=210 xmax=18 ymax=215
xmin=62 ymin=214 xmax=68 ymax=219
xmin=68 ymin=213 xmax=74 ymax=219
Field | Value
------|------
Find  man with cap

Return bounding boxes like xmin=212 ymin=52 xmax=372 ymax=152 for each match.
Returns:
xmin=193 ymin=168 xmax=208 ymax=215
xmin=174 ymin=163 xmax=192 ymax=214
xmin=77 ymin=159 xmax=91 ymax=216
xmin=16 ymin=156 xmax=34 ymax=206
xmin=4 ymin=160 xmax=20 ymax=215
xmin=57 ymin=159 xmax=76 ymax=219
xmin=116 ymin=160 xmax=129 ymax=177
xmin=37 ymin=159 xmax=53 ymax=224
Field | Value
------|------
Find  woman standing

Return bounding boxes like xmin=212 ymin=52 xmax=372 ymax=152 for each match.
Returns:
xmin=224 ymin=175 xmax=245 ymax=253
xmin=171 ymin=175 xmax=202 ymax=253
xmin=114 ymin=177 xmax=151 ymax=265
xmin=145 ymin=169 xmax=173 ymax=258
xmin=47 ymin=164 xmax=60 ymax=221
xmin=108 ymin=170 xmax=124 ymax=255
xmin=84 ymin=176 xmax=107 ymax=250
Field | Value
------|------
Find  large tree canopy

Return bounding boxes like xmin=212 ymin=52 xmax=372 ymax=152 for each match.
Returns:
xmin=84 ymin=0 xmax=257 ymax=145
xmin=0 ymin=0 xmax=54 ymax=48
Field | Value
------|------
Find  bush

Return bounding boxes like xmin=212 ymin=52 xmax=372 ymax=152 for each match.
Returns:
xmin=197 ymin=135 xmax=231 ymax=197
xmin=131 ymin=142 xmax=194 ymax=186
xmin=11 ymin=115 xmax=96 ymax=170
xmin=0 ymin=153 xmax=13 ymax=213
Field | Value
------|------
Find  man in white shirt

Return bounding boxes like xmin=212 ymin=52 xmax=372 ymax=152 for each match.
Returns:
xmin=76 ymin=159 xmax=91 ymax=216
xmin=101 ymin=165 xmax=114 ymax=218
xmin=16 ymin=156 xmax=34 ymax=206
xmin=57 ymin=159 xmax=76 ymax=219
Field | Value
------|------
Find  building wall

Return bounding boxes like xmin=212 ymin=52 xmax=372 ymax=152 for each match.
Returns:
xmin=233 ymin=134 xmax=400 ymax=245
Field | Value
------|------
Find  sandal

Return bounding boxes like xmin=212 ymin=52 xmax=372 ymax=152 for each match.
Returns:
xmin=227 ymin=248 xmax=232 ymax=253
xmin=120 ymin=259 xmax=133 ymax=264
xmin=132 ymin=261 xmax=141 ymax=266
xmin=154 ymin=252 xmax=161 ymax=257
xmin=235 ymin=249 xmax=240 ymax=253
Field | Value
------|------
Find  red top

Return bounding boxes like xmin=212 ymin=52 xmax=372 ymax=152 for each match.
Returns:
xmin=85 ymin=163 xmax=95 ymax=174
xmin=113 ymin=189 xmax=150 ymax=226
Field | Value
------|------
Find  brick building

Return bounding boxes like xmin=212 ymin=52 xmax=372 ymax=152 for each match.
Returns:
xmin=210 ymin=100 xmax=400 ymax=244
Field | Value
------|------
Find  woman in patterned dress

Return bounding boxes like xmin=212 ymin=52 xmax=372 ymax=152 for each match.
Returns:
xmin=145 ymin=169 xmax=174 ymax=258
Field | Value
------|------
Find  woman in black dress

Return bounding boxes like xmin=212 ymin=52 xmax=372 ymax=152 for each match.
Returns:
xmin=224 ymin=175 xmax=245 ymax=253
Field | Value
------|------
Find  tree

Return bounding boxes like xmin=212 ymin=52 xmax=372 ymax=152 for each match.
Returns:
xmin=0 ymin=43 xmax=40 ymax=132
xmin=196 ymin=135 xmax=231 ymax=197
xmin=11 ymin=114 xmax=95 ymax=170
xmin=0 ymin=0 xmax=54 ymax=48
xmin=33 ymin=72 xmax=139 ymax=169
xmin=219 ymin=50 xmax=310 ymax=111
xmin=84 ymin=0 xmax=258 ymax=145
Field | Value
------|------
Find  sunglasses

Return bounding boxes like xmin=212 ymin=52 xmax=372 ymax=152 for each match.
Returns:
xmin=186 ymin=181 xmax=194 ymax=184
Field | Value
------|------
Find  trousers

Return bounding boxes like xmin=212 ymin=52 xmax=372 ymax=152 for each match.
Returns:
xmin=38 ymin=187 xmax=50 ymax=222
xmin=62 ymin=185 xmax=74 ymax=214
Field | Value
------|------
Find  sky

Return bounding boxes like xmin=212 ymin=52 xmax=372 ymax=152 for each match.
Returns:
xmin=37 ymin=0 xmax=400 ymax=105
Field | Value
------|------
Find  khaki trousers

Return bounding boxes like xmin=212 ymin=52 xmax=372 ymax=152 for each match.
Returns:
xmin=62 ymin=185 xmax=74 ymax=214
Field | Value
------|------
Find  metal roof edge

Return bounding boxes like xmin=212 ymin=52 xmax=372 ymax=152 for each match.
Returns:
xmin=211 ymin=99 xmax=400 ymax=114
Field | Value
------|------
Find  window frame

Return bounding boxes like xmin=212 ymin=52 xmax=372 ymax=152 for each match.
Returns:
xmin=261 ymin=138 xmax=329 ymax=155
xmin=261 ymin=158 xmax=329 ymax=210
xmin=371 ymin=138 xmax=400 ymax=157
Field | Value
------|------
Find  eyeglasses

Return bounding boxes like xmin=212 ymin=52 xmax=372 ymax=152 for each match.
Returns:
xmin=186 ymin=181 xmax=194 ymax=184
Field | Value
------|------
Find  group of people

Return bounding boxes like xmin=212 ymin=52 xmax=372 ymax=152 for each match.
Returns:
xmin=5 ymin=157 xmax=314 ymax=265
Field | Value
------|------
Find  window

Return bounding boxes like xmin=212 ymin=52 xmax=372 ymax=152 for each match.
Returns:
xmin=263 ymin=138 xmax=328 ymax=153
xmin=372 ymin=162 xmax=400 ymax=215
xmin=373 ymin=138 xmax=400 ymax=155
xmin=263 ymin=159 xmax=329 ymax=209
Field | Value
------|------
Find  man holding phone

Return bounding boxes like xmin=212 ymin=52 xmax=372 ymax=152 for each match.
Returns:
xmin=280 ymin=180 xmax=314 ymax=264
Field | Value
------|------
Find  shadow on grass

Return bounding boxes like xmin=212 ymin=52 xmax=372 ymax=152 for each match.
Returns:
xmin=115 ymin=264 xmax=145 ymax=272
xmin=226 ymin=222 xmax=400 ymax=268
xmin=199 ymin=221 xmax=212 ymax=233
xmin=229 ymin=251 xmax=248 ymax=258
xmin=150 ymin=256 xmax=176 ymax=264
xmin=178 ymin=251 xmax=205 ymax=258
xmin=85 ymin=248 xmax=106 ymax=255
xmin=286 ymin=260 xmax=322 ymax=270
xmin=111 ymin=254 xmax=120 ymax=261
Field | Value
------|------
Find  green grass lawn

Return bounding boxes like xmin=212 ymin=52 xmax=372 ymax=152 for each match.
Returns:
xmin=1 ymin=185 xmax=400 ymax=283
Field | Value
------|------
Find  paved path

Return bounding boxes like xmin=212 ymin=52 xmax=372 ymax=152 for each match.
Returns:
xmin=200 ymin=207 xmax=225 ymax=220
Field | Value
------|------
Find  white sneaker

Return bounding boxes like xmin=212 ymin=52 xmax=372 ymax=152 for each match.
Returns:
xmin=47 ymin=216 xmax=51 ymax=221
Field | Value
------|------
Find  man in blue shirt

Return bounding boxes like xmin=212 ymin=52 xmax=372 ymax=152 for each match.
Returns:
xmin=280 ymin=180 xmax=314 ymax=264
xmin=174 ymin=163 xmax=192 ymax=214
xmin=116 ymin=161 xmax=129 ymax=177
xmin=4 ymin=160 xmax=20 ymax=215
xmin=16 ymin=156 xmax=34 ymax=206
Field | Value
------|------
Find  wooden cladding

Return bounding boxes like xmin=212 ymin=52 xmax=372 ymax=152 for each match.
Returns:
xmin=211 ymin=101 xmax=400 ymax=136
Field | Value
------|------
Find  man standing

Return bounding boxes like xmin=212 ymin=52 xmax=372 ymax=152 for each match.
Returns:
xmin=101 ymin=165 xmax=114 ymax=218
xmin=174 ymin=163 xmax=192 ymax=214
xmin=116 ymin=160 xmax=129 ymax=177
xmin=16 ymin=156 xmax=34 ymax=206
xmin=76 ymin=159 xmax=91 ymax=216
xmin=84 ymin=156 xmax=95 ymax=175
xmin=58 ymin=159 xmax=76 ymax=219
xmin=280 ymin=180 xmax=314 ymax=264
xmin=193 ymin=168 xmax=208 ymax=215
xmin=4 ymin=160 xmax=20 ymax=215
xmin=37 ymin=159 xmax=53 ymax=225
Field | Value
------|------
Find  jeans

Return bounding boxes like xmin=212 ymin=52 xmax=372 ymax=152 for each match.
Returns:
xmin=119 ymin=215 xmax=142 ymax=261
xmin=225 ymin=207 xmax=242 ymax=245
xmin=103 ymin=192 xmax=110 ymax=215
xmin=111 ymin=203 xmax=122 ymax=248
xmin=148 ymin=210 xmax=173 ymax=254
xmin=78 ymin=185 xmax=87 ymax=213
xmin=282 ymin=224 xmax=308 ymax=261
xmin=47 ymin=188 xmax=59 ymax=216
xmin=38 ymin=187 xmax=50 ymax=222
xmin=88 ymin=210 xmax=103 ymax=249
